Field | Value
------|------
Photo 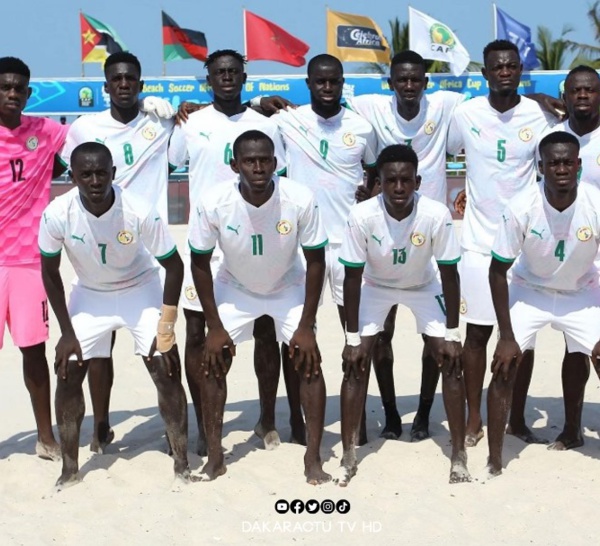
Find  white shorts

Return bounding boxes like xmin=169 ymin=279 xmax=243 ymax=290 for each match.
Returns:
xmin=215 ymin=280 xmax=304 ymax=345
xmin=459 ymin=249 xmax=497 ymax=326
xmin=181 ymin=248 xmax=222 ymax=312
xmin=359 ymin=279 xmax=446 ymax=338
xmin=69 ymin=276 xmax=162 ymax=360
xmin=325 ymin=243 xmax=344 ymax=306
xmin=510 ymin=283 xmax=600 ymax=355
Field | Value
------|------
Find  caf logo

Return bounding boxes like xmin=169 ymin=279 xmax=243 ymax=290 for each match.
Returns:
xmin=577 ymin=226 xmax=592 ymax=242
xmin=519 ymin=127 xmax=533 ymax=142
xmin=142 ymin=126 xmax=157 ymax=140
xmin=411 ymin=232 xmax=425 ymax=246
xmin=26 ymin=136 xmax=39 ymax=151
xmin=117 ymin=230 xmax=134 ymax=245
xmin=424 ymin=121 xmax=435 ymax=135
xmin=343 ymin=132 xmax=356 ymax=146
xmin=460 ymin=299 xmax=467 ymax=314
xmin=277 ymin=220 xmax=293 ymax=235
xmin=185 ymin=286 xmax=197 ymax=301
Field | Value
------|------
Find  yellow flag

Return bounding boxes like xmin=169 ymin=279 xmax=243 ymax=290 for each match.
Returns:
xmin=326 ymin=9 xmax=390 ymax=63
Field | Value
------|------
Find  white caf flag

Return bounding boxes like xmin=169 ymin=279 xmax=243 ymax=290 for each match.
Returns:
xmin=408 ymin=7 xmax=470 ymax=76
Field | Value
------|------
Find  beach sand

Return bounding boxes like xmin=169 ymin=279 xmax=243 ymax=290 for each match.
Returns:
xmin=1 ymin=225 xmax=600 ymax=545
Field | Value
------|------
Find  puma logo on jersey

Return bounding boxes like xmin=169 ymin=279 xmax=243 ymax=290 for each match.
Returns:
xmin=298 ymin=125 xmax=309 ymax=135
xmin=198 ymin=132 xmax=211 ymax=140
xmin=71 ymin=234 xmax=86 ymax=244
xmin=502 ymin=214 xmax=509 ymax=224
xmin=470 ymin=127 xmax=481 ymax=137
xmin=95 ymin=137 xmax=106 ymax=144
xmin=226 ymin=224 xmax=241 ymax=235
xmin=384 ymin=125 xmax=394 ymax=135
xmin=530 ymin=228 xmax=545 ymax=240
xmin=371 ymin=234 xmax=384 ymax=246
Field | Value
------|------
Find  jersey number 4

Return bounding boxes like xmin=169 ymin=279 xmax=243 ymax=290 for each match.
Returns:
xmin=554 ymin=240 xmax=566 ymax=262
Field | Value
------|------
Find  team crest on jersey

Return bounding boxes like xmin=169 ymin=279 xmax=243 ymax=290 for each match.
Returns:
xmin=26 ymin=136 xmax=39 ymax=151
xmin=460 ymin=298 xmax=467 ymax=314
xmin=117 ymin=230 xmax=134 ymax=245
xmin=596 ymin=154 xmax=600 ymax=166
xmin=519 ymin=127 xmax=533 ymax=142
xmin=277 ymin=220 xmax=293 ymax=235
xmin=577 ymin=226 xmax=593 ymax=242
xmin=342 ymin=132 xmax=356 ymax=146
xmin=142 ymin=126 xmax=157 ymax=141
xmin=424 ymin=121 xmax=435 ymax=135
xmin=410 ymin=232 xmax=425 ymax=246
xmin=185 ymin=286 xmax=198 ymax=301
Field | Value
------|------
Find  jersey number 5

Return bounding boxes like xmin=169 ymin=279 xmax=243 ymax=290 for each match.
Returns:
xmin=496 ymin=139 xmax=506 ymax=163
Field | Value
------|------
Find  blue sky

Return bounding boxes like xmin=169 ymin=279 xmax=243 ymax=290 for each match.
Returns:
xmin=3 ymin=0 xmax=597 ymax=78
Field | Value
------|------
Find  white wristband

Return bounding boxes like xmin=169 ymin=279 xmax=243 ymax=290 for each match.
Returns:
xmin=249 ymin=95 xmax=266 ymax=108
xmin=345 ymin=331 xmax=361 ymax=346
xmin=445 ymin=327 xmax=461 ymax=342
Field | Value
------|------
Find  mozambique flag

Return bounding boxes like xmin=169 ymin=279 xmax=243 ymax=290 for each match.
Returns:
xmin=162 ymin=11 xmax=208 ymax=62
xmin=80 ymin=13 xmax=126 ymax=63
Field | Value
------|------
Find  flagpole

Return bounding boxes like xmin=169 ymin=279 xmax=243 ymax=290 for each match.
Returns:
xmin=492 ymin=3 xmax=497 ymax=39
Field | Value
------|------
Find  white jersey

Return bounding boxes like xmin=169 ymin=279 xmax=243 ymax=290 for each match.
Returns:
xmin=188 ymin=176 xmax=327 ymax=296
xmin=448 ymin=96 xmax=554 ymax=254
xmin=492 ymin=182 xmax=600 ymax=292
xmin=347 ymin=91 xmax=464 ymax=203
xmin=168 ymin=105 xmax=287 ymax=215
xmin=339 ymin=193 xmax=460 ymax=290
xmin=552 ymin=121 xmax=600 ymax=188
xmin=61 ymin=110 xmax=174 ymax=223
xmin=273 ymin=104 xmax=377 ymax=244
xmin=39 ymin=186 xmax=176 ymax=292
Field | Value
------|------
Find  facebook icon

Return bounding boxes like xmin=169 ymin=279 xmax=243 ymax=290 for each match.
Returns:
xmin=291 ymin=499 xmax=305 ymax=514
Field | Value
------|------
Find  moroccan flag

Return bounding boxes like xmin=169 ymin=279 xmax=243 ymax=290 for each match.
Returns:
xmin=80 ymin=13 xmax=126 ymax=64
xmin=162 ymin=11 xmax=208 ymax=62
xmin=244 ymin=10 xmax=309 ymax=67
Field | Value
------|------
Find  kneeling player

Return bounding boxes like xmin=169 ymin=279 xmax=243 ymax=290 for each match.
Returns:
xmin=189 ymin=130 xmax=330 ymax=484
xmin=39 ymin=142 xmax=190 ymax=488
xmin=337 ymin=145 xmax=469 ymax=485
xmin=487 ymin=131 xmax=600 ymax=476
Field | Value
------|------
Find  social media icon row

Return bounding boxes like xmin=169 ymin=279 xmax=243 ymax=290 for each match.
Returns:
xmin=275 ymin=499 xmax=351 ymax=515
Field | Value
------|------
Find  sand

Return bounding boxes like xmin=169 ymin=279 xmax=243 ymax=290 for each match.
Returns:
xmin=1 ymin=225 xmax=600 ymax=545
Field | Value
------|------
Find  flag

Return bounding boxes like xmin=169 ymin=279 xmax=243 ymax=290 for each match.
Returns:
xmin=244 ymin=10 xmax=309 ymax=67
xmin=494 ymin=5 xmax=539 ymax=70
xmin=80 ymin=13 xmax=126 ymax=64
xmin=162 ymin=11 xmax=208 ymax=62
xmin=326 ymin=9 xmax=390 ymax=64
xmin=408 ymin=7 xmax=470 ymax=76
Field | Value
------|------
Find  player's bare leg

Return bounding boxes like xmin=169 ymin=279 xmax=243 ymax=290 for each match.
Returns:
xmin=297 ymin=353 xmax=330 ymax=485
xmin=549 ymin=351 xmax=589 ymax=450
xmin=183 ymin=309 xmax=207 ymax=456
xmin=21 ymin=343 xmax=61 ymax=461
xmin=463 ymin=323 xmax=493 ymax=446
xmin=282 ymin=344 xmax=306 ymax=444
xmin=252 ymin=315 xmax=281 ymax=450
xmin=411 ymin=335 xmax=441 ymax=441
xmin=372 ymin=305 xmax=402 ymax=440
xmin=506 ymin=350 xmax=546 ymax=443
xmin=55 ymin=360 xmax=89 ymax=489
xmin=143 ymin=349 xmax=190 ymax=480
xmin=88 ymin=357 xmax=115 ymax=454
xmin=486 ymin=363 xmax=518 ymax=477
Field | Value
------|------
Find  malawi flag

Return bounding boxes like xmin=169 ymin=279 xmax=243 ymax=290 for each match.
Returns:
xmin=244 ymin=10 xmax=309 ymax=67
xmin=80 ymin=13 xmax=126 ymax=63
xmin=162 ymin=11 xmax=208 ymax=62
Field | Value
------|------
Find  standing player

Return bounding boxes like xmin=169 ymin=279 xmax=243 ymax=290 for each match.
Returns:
xmin=337 ymin=144 xmax=469 ymax=485
xmin=39 ymin=142 xmax=190 ymax=488
xmin=447 ymin=40 xmax=556 ymax=447
xmin=487 ymin=132 xmax=600 ymax=475
xmin=272 ymin=53 xmax=377 ymax=444
xmin=188 ymin=130 xmax=330 ymax=483
xmin=169 ymin=50 xmax=287 ymax=454
xmin=0 ymin=56 xmax=68 ymax=460
xmin=60 ymin=52 xmax=176 ymax=455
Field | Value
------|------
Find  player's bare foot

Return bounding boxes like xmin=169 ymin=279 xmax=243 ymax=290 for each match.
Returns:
xmin=485 ymin=457 xmax=503 ymax=479
xmin=547 ymin=431 xmax=584 ymax=451
xmin=506 ymin=423 xmax=548 ymax=444
xmin=254 ymin=423 xmax=281 ymax=450
xmin=449 ymin=452 xmax=472 ymax=483
xmin=55 ymin=471 xmax=81 ymax=491
xmin=90 ymin=427 xmax=114 ymax=454
xmin=465 ymin=428 xmax=484 ymax=447
xmin=380 ymin=412 xmax=402 ymax=440
xmin=334 ymin=452 xmax=357 ymax=487
xmin=305 ymin=463 xmax=332 ymax=485
xmin=200 ymin=459 xmax=227 ymax=481
xmin=410 ymin=413 xmax=430 ymax=442
xmin=36 ymin=440 xmax=61 ymax=461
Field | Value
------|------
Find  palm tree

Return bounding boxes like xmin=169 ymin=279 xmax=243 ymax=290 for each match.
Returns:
xmin=535 ymin=25 xmax=574 ymax=70
xmin=565 ymin=1 xmax=600 ymax=67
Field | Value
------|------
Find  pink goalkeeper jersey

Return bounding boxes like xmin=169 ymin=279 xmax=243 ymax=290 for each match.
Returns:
xmin=0 ymin=116 xmax=68 ymax=266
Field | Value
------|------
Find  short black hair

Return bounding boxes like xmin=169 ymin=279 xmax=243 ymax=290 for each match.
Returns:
xmin=233 ymin=130 xmax=274 ymax=159
xmin=307 ymin=54 xmax=343 ymax=76
xmin=205 ymin=49 xmax=246 ymax=70
xmin=483 ymin=40 xmax=520 ymax=65
xmin=565 ymin=65 xmax=600 ymax=86
xmin=70 ymin=142 xmax=113 ymax=167
xmin=376 ymin=144 xmax=419 ymax=172
xmin=0 ymin=57 xmax=30 ymax=79
xmin=104 ymin=52 xmax=142 ymax=77
xmin=390 ymin=50 xmax=427 ymax=71
xmin=538 ymin=131 xmax=580 ymax=156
